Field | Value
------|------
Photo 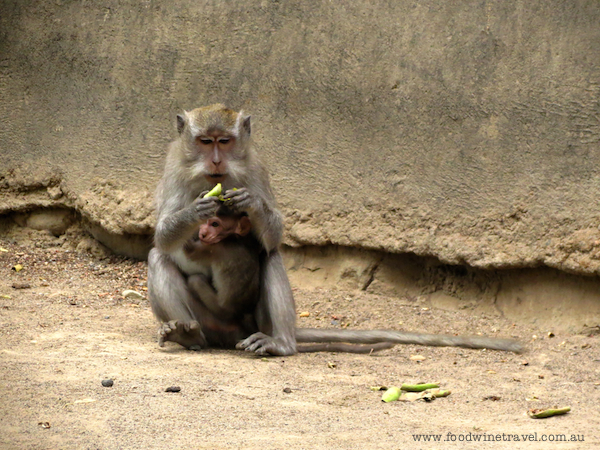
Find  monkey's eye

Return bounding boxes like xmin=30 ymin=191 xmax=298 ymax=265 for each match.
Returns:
xmin=218 ymin=137 xmax=231 ymax=144
xmin=210 ymin=221 xmax=220 ymax=228
xmin=199 ymin=137 xmax=214 ymax=145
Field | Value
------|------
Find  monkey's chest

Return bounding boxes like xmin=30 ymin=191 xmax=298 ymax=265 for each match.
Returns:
xmin=172 ymin=247 xmax=212 ymax=277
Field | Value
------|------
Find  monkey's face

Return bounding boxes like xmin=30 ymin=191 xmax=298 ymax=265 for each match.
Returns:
xmin=176 ymin=104 xmax=251 ymax=183
xmin=198 ymin=217 xmax=229 ymax=245
xmin=198 ymin=214 xmax=252 ymax=245
xmin=196 ymin=132 xmax=236 ymax=183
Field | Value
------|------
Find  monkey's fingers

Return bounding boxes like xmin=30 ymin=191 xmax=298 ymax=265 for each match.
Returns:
xmin=194 ymin=197 xmax=220 ymax=219
xmin=158 ymin=335 xmax=167 ymax=347
xmin=236 ymin=332 xmax=270 ymax=353
xmin=222 ymin=188 xmax=253 ymax=211
xmin=222 ymin=187 xmax=247 ymax=198
xmin=237 ymin=333 xmax=293 ymax=356
xmin=159 ymin=320 xmax=178 ymax=335
xmin=183 ymin=320 xmax=200 ymax=332
xmin=157 ymin=320 xmax=179 ymax=347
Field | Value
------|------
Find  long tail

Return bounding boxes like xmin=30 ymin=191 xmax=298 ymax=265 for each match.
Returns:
xmin=296 ymin=342 xmax=396 ymax=353
xmin=296 ymin=328 xmax=524 ymax=353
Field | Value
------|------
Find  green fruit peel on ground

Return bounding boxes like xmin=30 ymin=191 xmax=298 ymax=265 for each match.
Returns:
xmin=381 ymin=387 xmax=402 ymax=402
xmin=528 ymin=407 xmax=571 ymax=418
xmin=401 ymin=383 xmax=440 ymax=392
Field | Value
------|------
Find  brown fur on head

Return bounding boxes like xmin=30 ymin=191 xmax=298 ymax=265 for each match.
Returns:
xmin=177 ymin=104 xmax=244 ymax=136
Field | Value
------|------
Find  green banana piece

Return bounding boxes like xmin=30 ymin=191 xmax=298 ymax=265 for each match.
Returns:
xmin=381 ymin=386 xmax=402 ymax=403
xmin=203 ymin=183 xmax=222 ymax=198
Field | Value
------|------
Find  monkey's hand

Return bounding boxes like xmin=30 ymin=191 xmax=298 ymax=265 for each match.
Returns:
xmin=236 ymin=332 xmax=297 ymax=356
xmin=193 ymin=195 xmax=220 ymax=220
xmin=223 ymin=187 xmax=283 ymax=252
xmin=222 ymin=188 xmax=255 ymax=212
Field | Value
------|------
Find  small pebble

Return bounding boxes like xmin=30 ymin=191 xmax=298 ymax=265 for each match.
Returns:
xmin=165 ymin=386 xmax=181 ymax=393
xmin=122 ymin=289 xmax=144 ymax=300
xmin=283 ymin=387 xmax=292 ymax=394
xmin=101 ymin=379 xmax=114 ymax=387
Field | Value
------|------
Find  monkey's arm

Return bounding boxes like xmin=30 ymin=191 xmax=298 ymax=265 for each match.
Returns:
xmin=147 ymin=248 xmax=207 ymax=349
xmin=222 ymin=186 xmax=283 ymax=253
xmin=236 ymin=251 xmax=297 ymax=356
xmin=154 ymin=196 xmax=220 ymax=253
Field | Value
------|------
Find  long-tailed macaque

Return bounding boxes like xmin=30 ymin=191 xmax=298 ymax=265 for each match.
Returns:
xmin=148 ymin=103 xmax=298 ymax=354
xmin=148 ymin=104 xmax=524 ymax=355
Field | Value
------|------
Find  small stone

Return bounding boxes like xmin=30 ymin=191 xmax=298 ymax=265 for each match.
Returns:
xmin=122 ymin=290 xmax=144 ymax=300
xmin=283 ymin=387 xmax=292 ymax=394
xmin=101 ymin=379 xmax=114 ymax=387
xmin=165 ymin=386 xmax=181 ymax=393
xmin=47 ymin=186 xmax=63 ymax=200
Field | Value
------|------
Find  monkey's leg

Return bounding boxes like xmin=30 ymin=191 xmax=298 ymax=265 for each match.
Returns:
xmin=147 ymin=248 xmax=207 ymax=349
xmin=187 ymin=274 xmax=219 ymax=310
xmin=236 ymin=251 xmax=297 ymax=356
xmin=187 ymin=273 xmax=239 ymax=319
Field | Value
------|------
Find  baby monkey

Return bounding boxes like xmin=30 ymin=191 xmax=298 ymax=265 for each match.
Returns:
xmin=182 ymin=204 xmax=395 ymax=353
xmin=183 ymin=204 xmax=261 ymax=322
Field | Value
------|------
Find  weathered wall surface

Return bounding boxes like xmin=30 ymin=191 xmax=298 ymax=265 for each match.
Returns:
xmin=1 ymin=1 xmax=600 ymax=274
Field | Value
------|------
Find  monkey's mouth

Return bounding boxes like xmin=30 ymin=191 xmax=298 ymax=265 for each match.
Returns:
xmin=208 ymin=173 xmax=226 ymax=179
xmin=199 ymin=236 xmax=219 ymax=245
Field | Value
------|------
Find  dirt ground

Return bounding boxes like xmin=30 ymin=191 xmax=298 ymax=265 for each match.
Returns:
xmin=1 ymin=226 xmax=599 ymax=450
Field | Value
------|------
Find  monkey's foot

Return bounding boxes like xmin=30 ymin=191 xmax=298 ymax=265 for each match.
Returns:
xmin=158 ymin=320 xmax=207 ymax=350
xmin=236 ymin=332 xmax=296 ymax=356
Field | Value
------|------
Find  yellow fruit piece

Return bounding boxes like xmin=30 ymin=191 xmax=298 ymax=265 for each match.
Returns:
xmin=203 ymin=183 xmax=222 ymax=198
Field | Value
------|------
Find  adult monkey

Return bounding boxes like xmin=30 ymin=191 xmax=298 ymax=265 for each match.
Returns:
xmin=148 ymin=103 xmax=297 ymax=355
xmin=148 ymin=104 xmax=523 ymax=355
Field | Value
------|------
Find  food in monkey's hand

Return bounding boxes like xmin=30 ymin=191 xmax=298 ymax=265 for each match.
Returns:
xmin=202 ymin=183 xmax=238 ymax=203
xmin=203 ymin=183 xmax=223 ymax=198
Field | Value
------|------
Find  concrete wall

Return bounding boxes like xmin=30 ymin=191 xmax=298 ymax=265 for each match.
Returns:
xmin=1 ymin=0 xmax=600 ymax=274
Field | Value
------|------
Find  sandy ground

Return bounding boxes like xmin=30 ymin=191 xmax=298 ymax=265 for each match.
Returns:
xmin=1 ymin=228 xmax=599 ymax=449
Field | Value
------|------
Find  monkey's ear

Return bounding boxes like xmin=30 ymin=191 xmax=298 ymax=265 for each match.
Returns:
xmin=242 ymin=115 xmax=251 ymax=136
xmin=176 ymin=114 xmax=186 ymax=135
xmin=236 ymin=216 xmax=252 ymax=236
